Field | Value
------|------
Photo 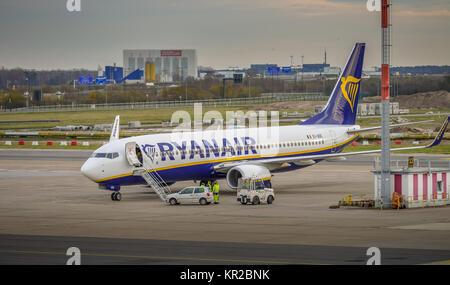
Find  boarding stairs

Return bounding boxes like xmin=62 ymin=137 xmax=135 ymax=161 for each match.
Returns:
xmin=125 ymin=141 xmax=172 ymax=202
xmin=133 ymin=167 xmax=172 ymax=202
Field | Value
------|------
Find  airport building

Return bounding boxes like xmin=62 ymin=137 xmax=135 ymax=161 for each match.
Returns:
xmin=123 ymin=49 xmax=198 ymax=82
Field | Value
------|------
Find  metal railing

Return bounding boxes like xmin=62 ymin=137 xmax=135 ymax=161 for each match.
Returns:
xmin=1 ymin=93 xmax=327 ymax=113
xmin=404 ymin=193 xmax=450 ymax=209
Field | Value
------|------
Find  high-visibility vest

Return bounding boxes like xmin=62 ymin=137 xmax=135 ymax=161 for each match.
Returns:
xmin=213 ymin=184 xmax=219 ymax=194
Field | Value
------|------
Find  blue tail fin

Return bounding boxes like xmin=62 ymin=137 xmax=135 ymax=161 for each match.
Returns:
xmin=302 ymin=43 xmax=365 ymax=125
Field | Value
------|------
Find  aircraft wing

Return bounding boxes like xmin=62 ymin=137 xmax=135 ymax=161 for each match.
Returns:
xmin=348 ymin=120 xmax=434 ymax=134
xmin=214 ymin=116 xmax=449 ymax=171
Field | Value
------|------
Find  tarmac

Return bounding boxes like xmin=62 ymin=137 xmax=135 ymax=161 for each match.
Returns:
xmin=0 ymin=149 xmax=449 ymax=265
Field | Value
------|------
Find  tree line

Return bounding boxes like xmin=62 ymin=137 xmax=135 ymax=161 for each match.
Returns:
xmin=1 ymin=73 xmax=449 ymax=109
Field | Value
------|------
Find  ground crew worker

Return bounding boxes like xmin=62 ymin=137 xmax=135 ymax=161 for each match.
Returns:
xmin=213 ymin=181 xmax=220 ymax=204
xmin=207 ymin=181 xmax=212 ymax=192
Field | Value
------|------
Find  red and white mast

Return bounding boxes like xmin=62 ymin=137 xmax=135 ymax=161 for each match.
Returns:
xmin=380 ymin=0 xmax=391 ymax=207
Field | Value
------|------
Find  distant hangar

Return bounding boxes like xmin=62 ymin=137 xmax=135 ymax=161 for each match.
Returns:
xmin=123 ymin=49 xmax=198 ymax=82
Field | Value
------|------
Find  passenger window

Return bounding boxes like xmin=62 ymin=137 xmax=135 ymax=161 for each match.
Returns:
xmin=180 ymin=188 xmax=194 ymax=195
xmin=194 ymin=188 xmax=205 ymax=194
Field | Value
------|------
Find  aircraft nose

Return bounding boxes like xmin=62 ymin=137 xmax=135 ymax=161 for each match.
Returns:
xmin=81 ymin=159 xmax=100 ymax=181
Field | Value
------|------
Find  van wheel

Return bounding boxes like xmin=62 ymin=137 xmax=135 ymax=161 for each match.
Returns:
xmin=267 ymin=195 xmax=274 ymax=204
xmin=199 ymin=198 xmax=207 ymax=205
xmin=252 ymin=196 xmax=260 ymax=205
xmin=169 ymin=198 xmax=177 ymax=205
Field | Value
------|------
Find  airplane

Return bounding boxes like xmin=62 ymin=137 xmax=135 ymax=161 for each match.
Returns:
xmin=81 ymin=43 xmax=450 ymax=201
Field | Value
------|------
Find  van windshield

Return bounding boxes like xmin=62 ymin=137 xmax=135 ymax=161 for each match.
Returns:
xmin=255 ymin=180 xmax=265 ymax=190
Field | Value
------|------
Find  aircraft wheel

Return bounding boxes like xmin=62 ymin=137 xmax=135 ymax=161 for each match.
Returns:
xmin=111 ymin=192 xmax=121 ymax=201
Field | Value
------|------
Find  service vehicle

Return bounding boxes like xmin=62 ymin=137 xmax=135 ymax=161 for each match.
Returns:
xmin=166 ymin=186 xmax=213 ymax=205
xmin=237 ymin=178 xmax=275 ymax=205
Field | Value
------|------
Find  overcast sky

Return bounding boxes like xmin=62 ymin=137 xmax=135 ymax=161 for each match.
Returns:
xmin=0 ymin=0 xmax=449 ymax=70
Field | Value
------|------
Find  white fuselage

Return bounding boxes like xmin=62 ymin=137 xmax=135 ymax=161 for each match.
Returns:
xmin=81 ymin=124 xmax=360 ymax=185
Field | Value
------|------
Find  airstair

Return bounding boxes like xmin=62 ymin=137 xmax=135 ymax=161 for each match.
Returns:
xmin=133 ymin=167 xmax=171 ymax=202
xmin=126 ymin=142 xmax=171 ymax=202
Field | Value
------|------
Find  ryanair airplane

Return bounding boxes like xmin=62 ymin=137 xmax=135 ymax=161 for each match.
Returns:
xmin=81 ymin=43 xmax=449 ymax=201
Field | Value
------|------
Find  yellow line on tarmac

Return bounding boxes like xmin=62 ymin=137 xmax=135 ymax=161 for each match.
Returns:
xmin=423 ymin=260 xmax=450 ymax=265
xmin=0 ymin=249 xmax=326 ymax=265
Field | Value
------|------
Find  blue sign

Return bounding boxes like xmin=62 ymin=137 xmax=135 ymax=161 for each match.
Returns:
xmin=267 ymin=67 xmax=280 ymax=74
xmin=78 ymin=76 xmax=93 ymax=85
xmin=282 ymin=67 xmax=292 ymax=74
xmin=95 ymin=76 xmax=107 ymax=84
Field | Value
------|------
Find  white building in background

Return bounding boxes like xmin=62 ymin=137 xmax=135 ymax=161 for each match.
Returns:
xmin=357 ymin=102 xmax=401 ymax=116
xmin=123 ymin=49 xmax=198 ymax=82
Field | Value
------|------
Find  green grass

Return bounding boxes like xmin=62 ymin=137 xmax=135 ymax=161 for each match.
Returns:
xmin=2 ymin=141 xmax=449 ymax=154
xmin=344 ymin=144 xmax=450 ymax=154
xmin=1 ymin=106 xmax=449 ymax=130
xmin=0 ymin=107 xmax=252 ymax=130
xmin=0 ymin=144 xmax=99 ymax=150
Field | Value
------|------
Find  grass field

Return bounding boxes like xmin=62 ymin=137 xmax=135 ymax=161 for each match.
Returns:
xmin=344 ymin=144 xmax=450 ymax=154
xmin=0 ymin=107 xmax=251 ymax=130
xmin=0 ymin=144 xmax=99 ymax=150
xmin=1 ymin=107 xmax=448 ymax=130
xmin=2 ymin=141 xmax=449 ymax=154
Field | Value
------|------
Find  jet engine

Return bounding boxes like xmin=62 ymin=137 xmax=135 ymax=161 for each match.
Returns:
xmin=226 ymin=164 xmax=271 ymax=189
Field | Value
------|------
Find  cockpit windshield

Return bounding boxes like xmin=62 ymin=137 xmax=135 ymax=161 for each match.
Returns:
xmin=91 ymin=152 xmax=119 ymax=159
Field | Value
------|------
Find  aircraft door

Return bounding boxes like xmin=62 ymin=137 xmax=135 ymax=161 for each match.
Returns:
xmin=125 ymin=142 xmax=143 ymax=167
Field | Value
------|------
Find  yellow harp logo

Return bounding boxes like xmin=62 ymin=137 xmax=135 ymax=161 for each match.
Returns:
xmin=340 ymin=76 xmax=361 ymax=113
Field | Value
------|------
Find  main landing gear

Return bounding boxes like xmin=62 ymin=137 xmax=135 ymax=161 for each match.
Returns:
xmin=111 ymin=192 xmax=122 ymax=201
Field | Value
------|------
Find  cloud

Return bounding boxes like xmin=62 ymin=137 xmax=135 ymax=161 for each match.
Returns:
xmin=222 ymin=0 xmax=362 ymax=16
xmin=396 ymin=9 xmax=450 ymax=17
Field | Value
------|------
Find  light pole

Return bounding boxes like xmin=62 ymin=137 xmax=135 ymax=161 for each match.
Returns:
xmin=185 ymin=77 xmax=188 ymax=101
xmin=248 ymin=75 xmax=251 ymax=98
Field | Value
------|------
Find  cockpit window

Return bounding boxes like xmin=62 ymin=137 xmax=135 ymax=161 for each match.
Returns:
xmin=91 ymin=152 xmax=119 ymax=159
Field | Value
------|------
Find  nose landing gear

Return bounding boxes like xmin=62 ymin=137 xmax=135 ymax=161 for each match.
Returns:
xmin=111 ymin=192 xmax=122 ymax=201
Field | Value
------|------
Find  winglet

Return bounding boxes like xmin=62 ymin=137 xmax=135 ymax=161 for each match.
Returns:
xmin=427 ymin=116 xmax=449 ymax=148
xmin=109 ymin=115 xmax=120 ymax=142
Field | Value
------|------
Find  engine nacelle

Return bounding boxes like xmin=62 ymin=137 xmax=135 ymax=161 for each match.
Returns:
xmin=226 ymin=164 xmax=271 ymax=189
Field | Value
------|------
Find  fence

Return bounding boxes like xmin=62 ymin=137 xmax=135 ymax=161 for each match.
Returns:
xmin=2 ymin=93 xmax=327 ymax=113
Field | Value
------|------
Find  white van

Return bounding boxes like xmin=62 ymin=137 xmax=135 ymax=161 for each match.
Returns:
xmin=236 ymin=178 xmax=275 ymax=205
